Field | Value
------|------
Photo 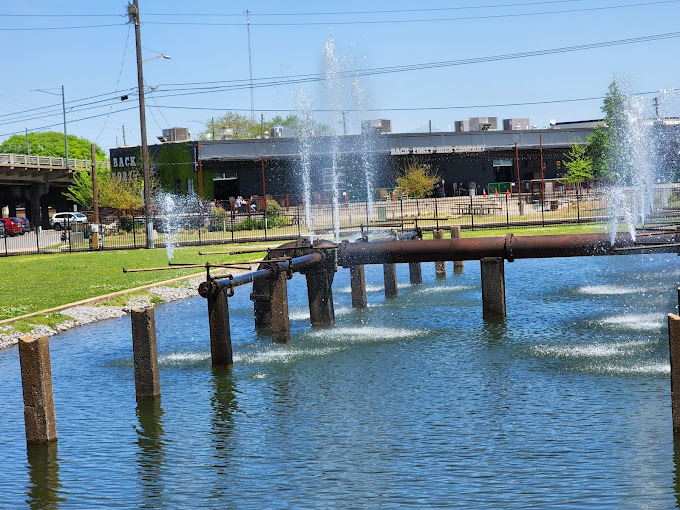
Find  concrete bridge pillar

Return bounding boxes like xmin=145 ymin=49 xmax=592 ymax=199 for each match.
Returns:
xmin=384 ymin=263 xmax=398 ymax=298
xmin=350 ymin=264 xmax=367 ymax=309
xmin=480 ymin=257 xmax=506 ymax=319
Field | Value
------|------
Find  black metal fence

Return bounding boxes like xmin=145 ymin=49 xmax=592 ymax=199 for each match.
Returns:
xmin=2 ymin=187 xmax=679 ymax=256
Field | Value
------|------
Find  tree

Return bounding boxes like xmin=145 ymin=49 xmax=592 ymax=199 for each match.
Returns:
xmin=0 ymin=131 xmax=106 ymax=160
xmin=563 ymin=142 xmax=593 ymax=185
xmin=587 ymin=80 xmax=626 ymax=182
xmin=65 ymin=167 xmax=144 ymax=214
xmin=395 ymin=161 xmax=440 ymax=198
xmin=198 ymin=112 xmax=332 ymax=139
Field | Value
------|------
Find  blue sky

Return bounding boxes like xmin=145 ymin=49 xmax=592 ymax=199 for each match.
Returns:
xmin=2 ymin=0 xmax=680 ymax=154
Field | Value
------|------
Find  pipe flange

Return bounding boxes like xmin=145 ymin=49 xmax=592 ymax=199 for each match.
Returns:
xmin=504 ymin=233 xmax=515 ymax=262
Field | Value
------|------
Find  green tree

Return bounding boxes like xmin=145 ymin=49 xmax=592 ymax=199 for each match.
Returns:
xmin=65 ymin=167 xmax=144 ymax=214
xmin=64 ymin=167 xmax=112 ymax=210
xmin=587 ymin=80 xmax=626 ymax=182
xmin=395 ymin=162 xmax=440 ymax=198
xmin=563 ymin=142 xmax=593 ymax=185
xmin=199 ymin=112 xmax=332 ymax=139
xmin=0 ymin=131 xmax=106 ymax=160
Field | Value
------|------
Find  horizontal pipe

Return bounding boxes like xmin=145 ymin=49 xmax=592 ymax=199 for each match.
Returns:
xmin=337 ymin=233 xmax=677 ymax=266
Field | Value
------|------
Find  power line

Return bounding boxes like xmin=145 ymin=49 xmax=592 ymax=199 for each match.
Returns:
xmin=143 ymin=0 xmax=680 ymax=26
xmin=0 ymin=23 xmax=126 ymax=31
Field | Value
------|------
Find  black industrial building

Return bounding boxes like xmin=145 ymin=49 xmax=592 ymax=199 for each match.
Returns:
xmin=109 ymin=127 xmax=594 ymax=203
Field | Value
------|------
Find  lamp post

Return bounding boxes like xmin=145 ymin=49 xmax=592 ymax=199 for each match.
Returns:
xmin=30 ymin=86 xmax=68 ymax=166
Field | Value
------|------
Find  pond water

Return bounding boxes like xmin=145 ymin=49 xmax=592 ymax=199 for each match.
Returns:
xmin=1 ymin=254 xmax=680 ymax=508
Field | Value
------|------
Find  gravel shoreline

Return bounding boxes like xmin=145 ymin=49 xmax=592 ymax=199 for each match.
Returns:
xmin=0 ymin=275 xmax=207 ymax=350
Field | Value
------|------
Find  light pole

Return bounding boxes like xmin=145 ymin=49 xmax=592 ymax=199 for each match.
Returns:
xmin=30 ymin=86 xmax=68 ymax=166
xmin=128 ymin=0 xmax=154 ymax=249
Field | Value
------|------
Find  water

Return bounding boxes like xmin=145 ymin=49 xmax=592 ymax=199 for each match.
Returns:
xmin=2 ymin=254 xmax=680 ymax=507
xmin=154 ymin=192 xmax=204 ymax=262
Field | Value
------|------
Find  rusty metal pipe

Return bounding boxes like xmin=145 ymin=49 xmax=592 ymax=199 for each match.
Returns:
xmin=337 ymin=233 xmax=669 ymax=267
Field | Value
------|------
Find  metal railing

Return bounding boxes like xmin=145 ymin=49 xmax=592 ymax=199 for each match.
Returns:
xmin=3 ymin=185 xmax=680 ymax=256
xmin=0 ymin=153 xmax=109 ymax=171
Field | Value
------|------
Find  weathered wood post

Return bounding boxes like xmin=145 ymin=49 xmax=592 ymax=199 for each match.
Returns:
xmin=409 ymin=262 xmax=423 ymax=285
xmin=130 ymin=308 xmax=161 ymax=400
xmin=384 ymin=263 xmax=398 ymax=298
xmin=18 ymin=335 xmax=57 ymax=445
xmin=480 ymin=257 xmax=506 ymax=319
xmin=433 ymin=229 xmax=446 ymax=279
xmin=451 ymin=225 xmax=464 ymax=274
xmin=270 ymin=269 xmax=291 ymax=343
xmin=306 ymin=268 xmax=335 ymax=326
xmin=669 ymin=311 xmax=680 ymax=434
xmin=350 ymin=264 xmax=368 ymax=309
xmin=207 ymin=285 xmax=233 ymax=368
xmin=252 ymin=277 xmax=272 ymax=329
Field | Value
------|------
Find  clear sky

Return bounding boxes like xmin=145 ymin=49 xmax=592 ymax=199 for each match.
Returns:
xmin=2 ymin=0 xmax=680 ymax=155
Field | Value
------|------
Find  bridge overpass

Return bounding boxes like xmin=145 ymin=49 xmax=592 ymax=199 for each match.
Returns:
xmin=0 ymin=154 xmax=109 ymax=228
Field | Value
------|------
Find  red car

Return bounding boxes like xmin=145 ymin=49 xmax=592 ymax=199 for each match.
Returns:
xmin=0 ymin=217 xmax=23 ymax=236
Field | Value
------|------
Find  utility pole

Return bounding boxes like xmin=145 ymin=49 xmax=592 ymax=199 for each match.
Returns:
xmin=61 ymin=85 xmax=68 ymax=167
xmin=122 ymin=124 xmax=127 ymax=146
xmin=429 ymin=120 xmax=432 ymax=133
xmin=342 ymin=111 xmax=347 ymax=135
xmin=212 ymin=116 xmax=215 ymax=140
xmin=129 ymin=0 xmax=154 ymax=249
xmin=25 ymin=129 xmax=30 ymax=155
xmin=245 ymin=9 xmax=255 ymax=120
xmin=261 ymin=113 xmax=264 ymax=138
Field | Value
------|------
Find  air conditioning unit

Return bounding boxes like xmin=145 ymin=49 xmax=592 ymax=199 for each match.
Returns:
xmin=161 ymin=127 xmax=190 ymax=142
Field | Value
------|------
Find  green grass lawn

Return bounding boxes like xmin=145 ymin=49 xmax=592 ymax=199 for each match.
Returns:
xmin=0 ymin=241 xmax=289 ymax=320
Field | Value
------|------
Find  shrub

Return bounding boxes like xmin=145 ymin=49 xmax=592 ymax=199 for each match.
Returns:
xmin=210 ymin=208 xmax=229 ymax=232
xmin=266 ymin=200 xmax=282 ymax=217
xmin=119 ymin=215 xmax=134 ymax=232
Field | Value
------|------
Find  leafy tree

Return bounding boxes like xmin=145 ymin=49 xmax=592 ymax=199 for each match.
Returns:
xmin=64 ymin=167 xmax=112 ymax=210
xmin=395 ymin=161 xmax=440 ymax=198
xmin=199 ymin=112 xmax=331 ymax=139
xmin=563 ymin=141 xmax=593 ymax=185
xmin=587 ymin=80 xmax=626 ymax=182
xmin=0 ymin=131 xmax=106 ymax=160
xmin=65 ymin=167 xmax=144 ymax=214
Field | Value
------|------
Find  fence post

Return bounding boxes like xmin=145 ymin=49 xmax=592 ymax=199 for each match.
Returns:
xmin=541 ymin=187 xmax=545 ymax=227
xmin=4 ymin=231 xmax=7 ymax=256
xmin=506 ymin=192 xmax=509 ymax=228
xmin=470 ymin=195 xmax=474 ymax=230
xmin=133 ymin=217 xmax=137 ymax=248
xmin=435 ymin=196 xmax=439 ymax=229
xmin=297 ymin=206 xmax=301 ymax=238
xmin=67 ymin=218 xmax=72 ymax=253
xmin=36 ymin=225 xmax=41 ymax=254
xmin=400 ymin=199 xmax=404 ymax=231
xmin=230 ymin=212 xmax=234 ymax=243
xmin=576 ymin=189 xmax=581 ymax=224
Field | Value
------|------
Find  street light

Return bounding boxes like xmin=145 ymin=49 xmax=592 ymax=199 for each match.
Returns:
xmin=30 ymin=86 xmax=68 ymax=166
xmin=142 ymin=54 xmax=171 ymax=63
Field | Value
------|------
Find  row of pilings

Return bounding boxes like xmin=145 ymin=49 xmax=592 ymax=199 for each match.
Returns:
xmin=16 ymin=229 xmax=680 ymax=445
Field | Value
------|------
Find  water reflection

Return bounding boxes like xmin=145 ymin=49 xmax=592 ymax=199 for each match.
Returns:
xmin=673 ymin=434 xmax=680 ymax=508
xmin=134 ymin=401 xmax=166 ymax=505
xmin=26 ymin=443 xmax=64 ymax=509
xmin=483 ymin=321 xmax=508 ymax=344
xmin=210 ymin=368 xmax=238 ymax=454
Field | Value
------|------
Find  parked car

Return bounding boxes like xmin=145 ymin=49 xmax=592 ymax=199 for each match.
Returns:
xmin=0 ymin=222 xmax=5 ymax=238
xmin=0 ymin=217 xmax=23 ymax=236
xmin=18 ymin=217 xmax=30 ymax=233
xmin=51 ymin=212 xmax=88 ymax=231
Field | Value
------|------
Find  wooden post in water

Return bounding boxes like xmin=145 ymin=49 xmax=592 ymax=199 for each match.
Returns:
xmin=350 ymin=264 xmax=367 ymax=309
xmin=270 ymin=270 xmax=291 ymax=343
xmin=669 ymin=311 xmax=680 ymax=434
xmin=480 ymin=257 xmax=506 ymax=319
xmin=451 ymin=225 xmax=464 ymax=274
xmin=18 ymin=335 xmax=57 ymax=445
xmin=384 ymin=263 xmax=398 ymax=298
xmin=434 ymin=229 xmax=446 ymax=279
xmin=409 ymin=262 xmax=423 ymax=285
xmin=252 ymin=277 xmax=272 ymax=329
xmin=306 ymin=268 xmax=335 ymax=326
xmin=131 ymin=308 xmax=161 ymax=400
xmin=207 ymin=287 xmax=233 ymax=368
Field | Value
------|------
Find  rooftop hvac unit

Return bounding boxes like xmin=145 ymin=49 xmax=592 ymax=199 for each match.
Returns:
xmin=161 ymin=127 xmax=190 ymax=142
xmin=271 ymin=126 xmax=283 ymax=138
xmin=469 ymin=117 xmax=498 ymax=131
xmin=219 ymin=127 xmax=234 ymax=140
xmin=361 ymin=119 xmax=391 ymax=134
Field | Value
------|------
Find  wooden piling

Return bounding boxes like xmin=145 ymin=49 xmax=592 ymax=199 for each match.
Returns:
xmin=384 ymin=263 xmax=398 ymax=298
xmin=669 ymin=312 xmax=680 ymax=434
xmin=131 ymin=308 xmax=161 ymax=400
xmin=270 ymin=270 xmax=291 ymax=343
xmin=18 ymin=335 xmax=57 ymax=445
xmin=252 ymin=277 xmax=272 ymax=329
xmin=451 ymin=225 xmax=464 ymax=273
xmin=480 ymin=257 xmax=506 ymax=319
xmin=350 ymin=264 xmax=367 ymax=309
xmin=434 ymin=229 xmax=446 ymax=279
xmin=207 ymin=287 xmax=233 ymax=368
xmin=409 ymin=262 xmax=423 ymax=285
xmin=306 ymin=269 xmax=335 ymax=326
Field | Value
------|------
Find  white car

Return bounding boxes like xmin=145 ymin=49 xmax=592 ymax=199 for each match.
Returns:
xmin=51 ymin=212 xmax=88 ymax=231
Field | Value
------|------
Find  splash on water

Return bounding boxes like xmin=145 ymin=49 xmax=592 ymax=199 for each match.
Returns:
xmin=154 ymin=191 xmax=204 ymax=262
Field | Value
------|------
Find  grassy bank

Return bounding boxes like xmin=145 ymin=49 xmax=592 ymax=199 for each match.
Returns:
xmin=0 ymin=242 xmax=284 ymax=320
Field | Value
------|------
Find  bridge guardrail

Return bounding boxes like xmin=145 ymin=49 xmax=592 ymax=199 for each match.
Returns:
xmin=0 ymin=153 xmax=109 ymax=170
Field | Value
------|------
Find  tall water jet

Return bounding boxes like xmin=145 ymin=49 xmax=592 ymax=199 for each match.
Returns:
xmin=154 ymin=191 xmax=203 ymax=262
xmin=295 ymin=90 xmax=316 ymax=241
xmin=352 ymin=76 xmax=377 ymax=222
